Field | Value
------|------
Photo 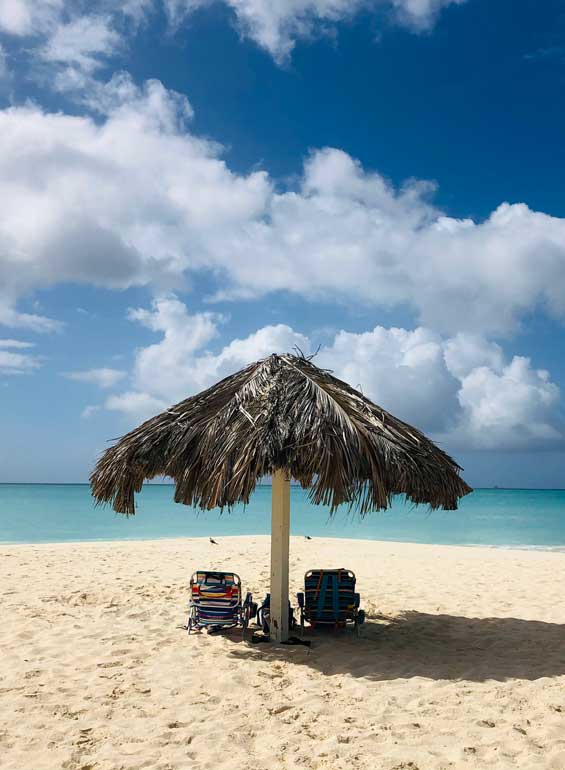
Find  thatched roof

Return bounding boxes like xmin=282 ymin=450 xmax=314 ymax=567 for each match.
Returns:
xmin=90 ymin=353 xmax=472 ymax=515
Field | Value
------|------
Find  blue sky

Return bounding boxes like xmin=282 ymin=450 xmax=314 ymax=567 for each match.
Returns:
xmin=1 ymin=0 xmax=565 ymax=486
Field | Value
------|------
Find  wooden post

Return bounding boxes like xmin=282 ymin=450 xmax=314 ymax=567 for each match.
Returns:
xmin=270 ymin=469 xmax=291 ymax=643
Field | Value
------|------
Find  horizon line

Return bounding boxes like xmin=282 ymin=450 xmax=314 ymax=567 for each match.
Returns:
xmin=1 ymin=483 xmax=565 ymax=492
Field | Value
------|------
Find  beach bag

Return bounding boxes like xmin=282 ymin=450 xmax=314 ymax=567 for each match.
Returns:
xmin=256 ymin=593 xmax=296 ymax=636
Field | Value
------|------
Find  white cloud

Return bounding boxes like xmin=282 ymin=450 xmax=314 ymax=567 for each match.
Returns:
xmin=0 ymin=338 xmax=33 ymax=348
xmin=391 ymin=0 xmax=465 ymax=30
xmin=455 ymin=356 xmax=562 ymax=450
xmin=2 ymin=80 xmax=565 ymax=337
xmin=0 ymin=336 xmax=39 ymax=374
xmin=98 ymin=296 xmax=563 ymax=451
xmin=319 ymin=327 xmax=563 ymax=449
xmin=0 ymin=302 xmax=63 ymax=333
xmin=0 ymin=350 xmax=38 ymax=374
xmin=39 ymin=14 xmax=122 ymax=75
xmin=64 ymin=367 xmax=127 ymax=388
xmin=81 ymin=404 xmax=101 ymax=418
xmin=316 ymin=326 xmax=460 ymax=434
xmin=105 ymin=390 xmax=168 ymax=420
xmin=0 ymin=2 xmax=149 ymax=96
xmin=0 ymin=0 xmax=464 ymax=77
xmin=215 ymin=150 xmax=565 ymax=336
xmin=165 ymin=0 xmax=464 ymax=62
xmin=126 ymin=294 xmax=309 ymax=402
xmin=0 ymin=77 xmax=269 ymax=331
xmin=0 ymin=0 xmax=63 ymax=37
xmin=443 ymin=332 xmax=504 ymax=379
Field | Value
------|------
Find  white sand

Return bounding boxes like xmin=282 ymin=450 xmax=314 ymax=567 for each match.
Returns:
xmin=1 ymin=536 xmax=565 ymax=770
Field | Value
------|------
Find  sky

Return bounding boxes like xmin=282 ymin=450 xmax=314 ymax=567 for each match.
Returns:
xmin=1 ymin=0 xmax=565 ymax=487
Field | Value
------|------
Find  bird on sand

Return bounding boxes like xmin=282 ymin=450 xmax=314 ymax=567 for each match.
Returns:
xmin=210 ymin=537 xmax=218 ymax=545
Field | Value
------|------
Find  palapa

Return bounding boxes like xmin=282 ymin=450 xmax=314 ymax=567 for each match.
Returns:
xmin=91 ymin=352 xmax=471 ymax=642
xmin=91 ymin=352 xmax=471 ymax=514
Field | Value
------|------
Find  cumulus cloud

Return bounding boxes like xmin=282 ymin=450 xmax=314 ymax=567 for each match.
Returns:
xmin=316 ymin=326 xmax=460 ymax=434
xmin=455 ymin=357 xmax=562 ymax=450
xmin=124 ymin=294 xmax=309 ymax=402
xmin=2 ymin=79 xmax=565 ymax=336
xmin=0 ymin=78 xmax=269 ymax=330
xmin=64 ymin=367 xmax=127 ymax=388
xmin=0 ymin=337 xmax=39 ymax=374
xmin=320 ymin=328 xmax=563 ymax=450
xmin=98 ymin=297 xmax=563 ymax=451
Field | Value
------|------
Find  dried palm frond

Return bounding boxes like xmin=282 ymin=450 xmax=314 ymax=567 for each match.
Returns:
xmin=90 ymin=353 xmax=472 ymax=515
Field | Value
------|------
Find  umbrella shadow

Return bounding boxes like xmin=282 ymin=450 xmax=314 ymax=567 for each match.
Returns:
xmin=227 ymin=611 xmax=565 ymax=682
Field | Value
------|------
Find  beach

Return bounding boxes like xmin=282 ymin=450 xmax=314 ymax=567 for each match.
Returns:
xmin=1 ymin=536 xmax=565 ymax=770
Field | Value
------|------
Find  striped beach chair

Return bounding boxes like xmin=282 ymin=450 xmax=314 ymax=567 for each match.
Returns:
xmin=297 ymin=569 xmax=365 ymax=636
xmin=187 ymin=571 xmax=255 ymax=636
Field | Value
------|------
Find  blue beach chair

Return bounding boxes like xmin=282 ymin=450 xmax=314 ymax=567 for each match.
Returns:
xmin=297 ymin=569 xmax=365 ymax=636
xmin=187 ymin=571 xmax=255 ymax=636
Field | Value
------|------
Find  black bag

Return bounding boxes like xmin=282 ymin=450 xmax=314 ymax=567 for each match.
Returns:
xmin=256 ymin=593 xmax=296 ymax=635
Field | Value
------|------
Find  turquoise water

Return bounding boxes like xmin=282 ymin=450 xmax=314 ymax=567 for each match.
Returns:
xmin=1 ymin=484 xmax=565 ymax=548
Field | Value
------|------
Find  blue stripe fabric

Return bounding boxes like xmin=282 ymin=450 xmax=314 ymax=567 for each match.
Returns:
xmin=303 ymin=569 xmax=357 ymax=625
xmin=331 ymin=574 xmax=339 ymax=619
xmin=316 ymin=574 xmax=329 ymax=619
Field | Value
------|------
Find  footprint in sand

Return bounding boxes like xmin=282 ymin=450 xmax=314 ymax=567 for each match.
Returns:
xmin=24 ymin=669 xmax=42 ymax=679
xmin=478 ymin=719 xmax=496 ymax=728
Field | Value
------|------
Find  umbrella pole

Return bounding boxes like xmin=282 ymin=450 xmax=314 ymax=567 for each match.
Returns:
xmin=270 ymin=469 xmax=291 ymax=643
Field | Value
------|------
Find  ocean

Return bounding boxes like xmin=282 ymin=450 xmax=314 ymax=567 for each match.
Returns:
xmin=1 ymin=484 xmax=565 ymax=548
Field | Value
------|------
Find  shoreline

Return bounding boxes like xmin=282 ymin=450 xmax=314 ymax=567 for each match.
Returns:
xmin=2 ymin=532 xmax=565 ymax=552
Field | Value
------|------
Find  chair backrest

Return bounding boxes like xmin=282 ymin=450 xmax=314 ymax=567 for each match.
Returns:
xmin=190 ymin=572 xmax=242 ymax=605
xmin=304 ymin=569 xmax=356 ymax=624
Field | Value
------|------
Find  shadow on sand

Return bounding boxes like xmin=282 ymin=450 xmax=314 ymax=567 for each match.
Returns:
xmin=226 ymin=611 xmax=565 ymax=682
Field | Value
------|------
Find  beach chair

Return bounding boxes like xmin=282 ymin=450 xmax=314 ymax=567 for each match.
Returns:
xmin=187 ymin=571 xmax=255 ymax=636
xmin=297 ymin=569 xmax=365 ymax=636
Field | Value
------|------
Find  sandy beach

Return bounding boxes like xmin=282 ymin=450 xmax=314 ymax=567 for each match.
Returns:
xmin=1 ymin=536 xmax=565 ymax=770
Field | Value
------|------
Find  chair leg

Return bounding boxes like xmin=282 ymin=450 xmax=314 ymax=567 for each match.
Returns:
xmin=354 ymin=611 xmax=363 ymax=638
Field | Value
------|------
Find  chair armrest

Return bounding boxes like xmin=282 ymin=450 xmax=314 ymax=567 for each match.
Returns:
xmin=354 ymin=592 xmax=360 ymax=609
xmin=244 ymin=592 xmax=253 ymax=606
xmin=297 ymin=592 xmax=305 ymax=608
